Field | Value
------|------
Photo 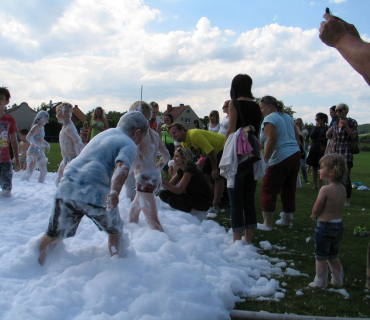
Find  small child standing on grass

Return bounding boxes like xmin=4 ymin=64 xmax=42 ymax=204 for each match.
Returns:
xmin=309 ymin=153 xmax=347 ymax=288
xmin=18 ymin=129 xmax=30 ymax=170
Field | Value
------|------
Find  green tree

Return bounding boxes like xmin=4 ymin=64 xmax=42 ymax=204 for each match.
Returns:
xmin=107 ymin=111 xmax=125 ymax=128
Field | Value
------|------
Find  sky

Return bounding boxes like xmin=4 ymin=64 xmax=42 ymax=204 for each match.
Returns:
xmin=1 ymin=0 xmax=370 ymax=124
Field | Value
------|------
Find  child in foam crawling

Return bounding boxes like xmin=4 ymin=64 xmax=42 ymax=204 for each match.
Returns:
xmin=18 ymin=129 xmax=30 ymax=170
xmin=309 ymin=154 xmax=347 ymax=288
xmin=55 ymin=103 xmax=85 ymax=187
xmin=128 ymin=101 xmax=170 ymax=232
xmin=21 ymin=110 xmax=50 ymax=183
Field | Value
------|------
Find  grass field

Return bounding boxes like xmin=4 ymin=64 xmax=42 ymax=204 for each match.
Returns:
xmin=46 ymin=144 xmax=370 ymax=318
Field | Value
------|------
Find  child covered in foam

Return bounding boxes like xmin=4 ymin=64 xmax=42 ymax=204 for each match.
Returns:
xmin=309 ymin=154 xmax=347 ymax=288
xmin=38 ymin=111 xmax=149 ymax=265
xmin=54 ymin=102 xmax=85 ymax=187
xmin=128 ymin=101 xmax=170 ymax=231
xmin=21 ymin=110 xmax=50 ymax=183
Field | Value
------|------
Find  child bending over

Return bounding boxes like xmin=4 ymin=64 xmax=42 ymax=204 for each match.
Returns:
xmin=128 ymin=101 xmax=170 ymax=231
xmin=309 ymin=154 xmax=347 ymax=288
xmin=18 ymin=129 xmax=30 ymax=170
xmin=55 ymin=103 xmax=84 ymax=187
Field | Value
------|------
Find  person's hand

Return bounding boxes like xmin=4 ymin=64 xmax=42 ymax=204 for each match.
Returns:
xmin=319 ymin=14 xmax=360 ymax=48
xmin=211 ymin=168 xmax=221 ymax=180
xmin=14 ymin=159 xmax=20 ymax=172
xmin=339 ymin=119 xmax=347 ymax=128
xmin=105 ymin=191 xmax=118 ymax=212
xmin=310 ymin=214 xmax=317 ymax=221
xmin=45 ymin=142 xmax=50 ymax=153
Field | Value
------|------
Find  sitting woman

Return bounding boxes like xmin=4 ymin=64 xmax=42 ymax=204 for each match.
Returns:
xmin=160 ymin=147 xmax=212 ymax=214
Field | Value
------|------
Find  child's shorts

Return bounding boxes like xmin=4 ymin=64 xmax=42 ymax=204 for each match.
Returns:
xmin=0 ymin=162 xmax=13 ymax=190
xmin=136 ymin=175 xmax=159 ymax=193
xmin=314 ymin=221 xmax=344 ymax=260
xmin=20 ymin=155 xmax=27 ymax=164
xmin=45 ymin=198 xmax=123 ymax=239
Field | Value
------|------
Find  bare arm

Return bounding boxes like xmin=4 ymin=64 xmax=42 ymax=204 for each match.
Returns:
xmin=311 ymin=188 xmax=327 ymax=220
xmin=320 ymin=14 xmax=370 ymax=85
xmin=105 ymin=161 xmax=129 ymax=210
xmin=156 ymin=139 xmax=171 ymax=171
xmin=326 ymin=126 xmax=333 ymax=139
xmin=66 ymin=124 xmax=84 ymax=154
xmin=225 ymin=100 xmax=237 ymax=142
xmin=10 ymin=133 xmax=20 ymax=172
xmin=162 ymin=172 xmax=193 ymax=195
xmin=294 ymin=124 xmax=300 ymax=145
xmin=263 ymin=123 xmax=277 ymax=163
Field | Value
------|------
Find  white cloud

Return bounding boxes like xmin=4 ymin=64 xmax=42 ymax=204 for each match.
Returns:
xmin=329 ymin=0 xmax=346 ymax=3
xmin=1 ymin=0 xmax=369 ymax=124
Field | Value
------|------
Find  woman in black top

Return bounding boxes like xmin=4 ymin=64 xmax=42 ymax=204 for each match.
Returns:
xmin=306 ymin=112 xmax=328 ymax=190
xmin=225 ymin=74 xmax=262 ymax=245
xmin=160 ymin=147 xmax=212 ymax=213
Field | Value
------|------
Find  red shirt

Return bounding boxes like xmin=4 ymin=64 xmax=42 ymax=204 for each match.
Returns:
xmin=0 ymin=113 xmax=18 ymax=162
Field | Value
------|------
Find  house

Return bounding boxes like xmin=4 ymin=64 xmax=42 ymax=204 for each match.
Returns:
xmin=6 ymin=102 xmax=37 ymax=131
xmin=165 ymin=104 xmax=204 ymax=130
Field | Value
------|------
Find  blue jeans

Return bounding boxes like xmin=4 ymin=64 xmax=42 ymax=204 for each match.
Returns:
xmin=300 ymin=158 xmax=308 ymax=183
xmin=315 ymin=221 xmax=344 ymax=260
xmin=228 ymin=166 xmax=257 ymax=233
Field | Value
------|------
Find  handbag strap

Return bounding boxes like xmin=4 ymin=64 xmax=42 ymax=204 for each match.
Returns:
xmin=232 ymin=99 xmax=247 ymax=128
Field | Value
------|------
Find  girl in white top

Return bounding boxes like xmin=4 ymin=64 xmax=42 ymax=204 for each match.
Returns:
xmin=208 ymin=110 xmax=220 ymax=132
xmin=218 ymin=100 xmax=230 ymax=135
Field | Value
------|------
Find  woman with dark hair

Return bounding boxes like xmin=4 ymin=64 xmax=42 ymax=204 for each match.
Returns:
xmin=325 ymin=106 xmax=338 ymax=155
xmin=259 ymin=95 xmax=301 ymax=230
xmin=193 ymin=119 xmax=201 ymax=129
xmin=326 ymin=103 xmax=358 ymax=207
xmin=87 ymin=107 xmax=109 ymax=143
xmin=306 ymin=112 xmax=329 ymax=190
xmin=162 ymin=113 xmax=175 ymax=178
xmin=160 ymin=147 xmax=212 ymax=214
xmin=225 ymin=74 xmax=261 ymax=244
xmin=208 ymin=110 xmax=220 ymax=132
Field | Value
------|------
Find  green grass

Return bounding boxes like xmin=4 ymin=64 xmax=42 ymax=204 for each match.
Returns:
xmin=215 ymin=152 xmax=370 ymax=319
xmin=47 ymin=142 xmax=63 ymax=172
xmin=46 ymin=148 xmax=370 ymax=318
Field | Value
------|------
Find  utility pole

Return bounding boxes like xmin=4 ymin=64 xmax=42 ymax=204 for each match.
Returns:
xmin=141 ymin=85 xmax=143 ymax=100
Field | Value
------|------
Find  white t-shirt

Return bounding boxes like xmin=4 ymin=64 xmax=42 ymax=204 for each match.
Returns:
xmin=56 ymin=128 xmax=137 ymax=207
xmin=208 ymin=123 xmax=220 ymax=133
xmin=218 ymin=116 xmax=229 ymax=135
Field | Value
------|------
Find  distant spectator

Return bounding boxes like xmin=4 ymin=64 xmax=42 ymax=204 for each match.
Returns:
xmin=208 ymin=110 xmax=220 ymax=133
xmin=149 ymin=101 xmax=162 ymax=136
xmin=87 ymin=107 xmax=109 ymax=143
xmin=218 ymin=100 xmax=230 ymax=136
xmin=295 ymin=118 xmax=309 ymax=184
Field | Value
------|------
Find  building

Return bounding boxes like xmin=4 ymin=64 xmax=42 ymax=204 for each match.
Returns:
xmin=6 ymin=103 xmax=37 ymax=131
xmin=165 ymin=104 xmax=204 ymax=130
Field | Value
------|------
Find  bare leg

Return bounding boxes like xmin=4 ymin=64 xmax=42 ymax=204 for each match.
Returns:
xmin=213 ymin=178 xmax=224 ymax=208
xmin=233 ymin=231 xmax=243 ymax=242
xmin=37 ymin=156 xmax=48 ymax=183
xmin=55 ymin=161 xmax=65 ymax=187
xmin=38 ymin=235 xmax=61 ymax=266
xmin=244 ymin=229 xmax=255 ymax=244
xmin=128 ymin=195 xmax=141 ymax=224
xmin=21 ymin=155 xmax=37 ymax=181
xmin=309 ymin=260 xmax=328 ymax=288
xmin=262 ymin=211 xmax=273 ymax=230
xmin=108 ymin=233 xmax=127 ymax=258
xmin=138 ymin=192 xmax=164 ymax=232
xmin=312 ymin=167 xmax=318 ymax=189
xmin=328 ymin=258 xmax=343 ymax=287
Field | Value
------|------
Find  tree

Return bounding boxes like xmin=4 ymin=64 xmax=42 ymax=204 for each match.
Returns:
xmin=106 ymin=111 xmax=125 ymax=128
xmin=200 ymin=116 xmax=209 ymax=129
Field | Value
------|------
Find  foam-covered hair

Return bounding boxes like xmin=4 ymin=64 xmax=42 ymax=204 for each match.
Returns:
xmin=57 ymin=102 xmax=73 ymax=116
xmin=117 ymin=111 xmax=149 ymax=135
xmin=33 ymin=110 xmax=49 ymax=126
xmin=129 ymin=101 xmax=152 ymax=120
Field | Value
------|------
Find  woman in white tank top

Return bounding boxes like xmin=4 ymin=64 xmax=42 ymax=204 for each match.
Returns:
xmin=208 ymin=110 xmax=220 ymax=132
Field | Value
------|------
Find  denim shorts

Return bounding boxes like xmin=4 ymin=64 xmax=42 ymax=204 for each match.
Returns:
xmin=314 ymin=221 xmax=344 ymax=260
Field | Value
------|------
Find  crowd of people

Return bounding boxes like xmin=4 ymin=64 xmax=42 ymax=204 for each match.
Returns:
xmin=0 ymin=11 xmax=368 ymax=289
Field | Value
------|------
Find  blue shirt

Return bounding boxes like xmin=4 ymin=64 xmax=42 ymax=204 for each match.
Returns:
xmin=56 ymin=128 xmax=137 ymax=207
xmin=260 ymin=112 xmax=299 ymax=166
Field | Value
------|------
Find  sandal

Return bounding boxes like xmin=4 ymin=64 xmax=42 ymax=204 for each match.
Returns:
xmin=360 ymin=227 xmax=369 ymax=237
xmin=354 ymin=226 xmax=361 ymax=236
